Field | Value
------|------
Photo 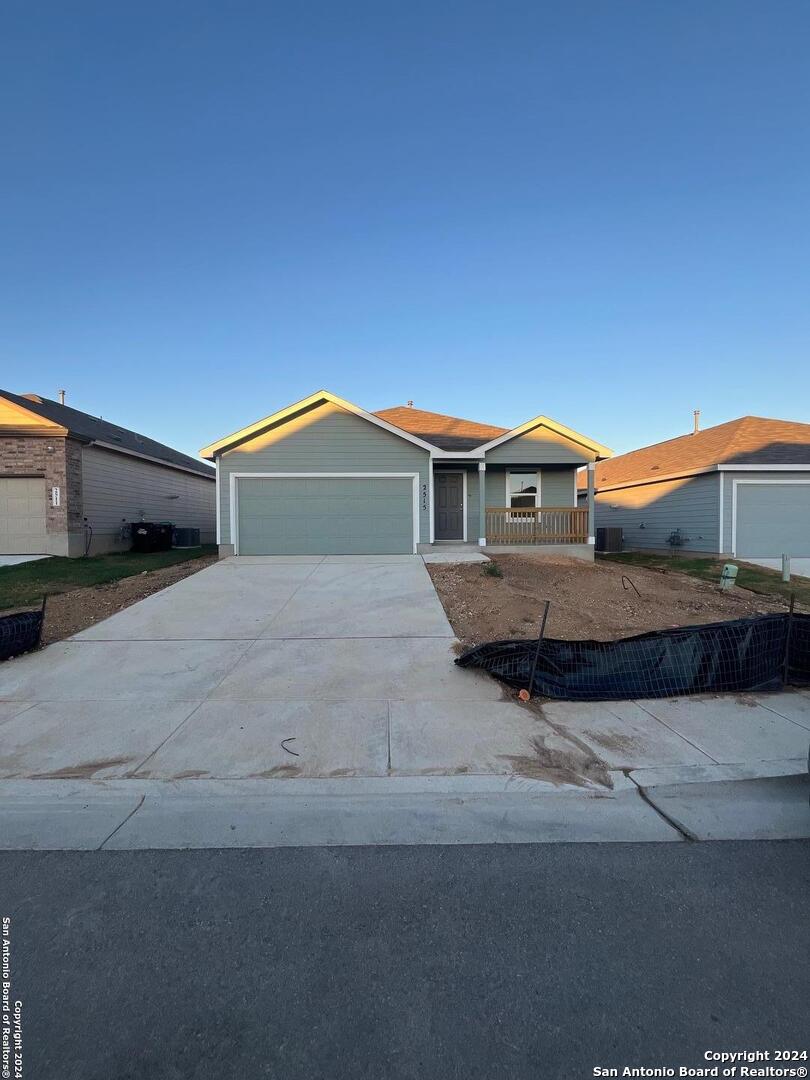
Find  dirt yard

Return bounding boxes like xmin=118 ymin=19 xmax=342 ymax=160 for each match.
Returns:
xmin=427 ymin=553 xmax=789 ymax=648
xmin=33 ymin=554 xmax=218 ymax=644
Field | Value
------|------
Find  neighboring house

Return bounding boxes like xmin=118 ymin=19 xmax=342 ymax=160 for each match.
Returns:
xmin=200 ymin=390 xmax=612 ymax=559
xmin=0 ymin=390 xmax=216 ymax=556
xmin=580 ymin=415 xmax=810 ymax=558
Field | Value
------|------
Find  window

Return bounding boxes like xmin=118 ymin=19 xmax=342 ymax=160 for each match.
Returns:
xmin=508 ymin=471 xmax=539 ymax=509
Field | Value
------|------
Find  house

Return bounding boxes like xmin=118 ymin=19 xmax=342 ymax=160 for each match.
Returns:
xmin=200 ymin=390 xmax=612 ymax=558
xmin=0 ymin=390 xmax=216 ymax=557
xmin=581 ymin=415 xmax=810 ymax=558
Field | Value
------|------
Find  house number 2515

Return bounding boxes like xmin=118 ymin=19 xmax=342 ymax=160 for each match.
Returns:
xmin=421 ymin=483 xmax=428 ymax=511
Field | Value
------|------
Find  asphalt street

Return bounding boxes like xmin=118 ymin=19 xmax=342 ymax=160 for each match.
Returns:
xmin=3 ymin=841 xmax=809 ymax=1080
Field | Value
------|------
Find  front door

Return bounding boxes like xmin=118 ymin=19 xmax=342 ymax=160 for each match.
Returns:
xmin=434 ymin=472 xmax=464 ymax=540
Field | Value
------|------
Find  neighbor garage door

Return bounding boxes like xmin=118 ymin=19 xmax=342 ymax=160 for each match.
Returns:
xmin=236 ymin=476 xmax=416 ymax=555
xmin=735 ymin=482 xmax=810 ymax=557
xmin=0 ymin=477 xmax=48 ymax=554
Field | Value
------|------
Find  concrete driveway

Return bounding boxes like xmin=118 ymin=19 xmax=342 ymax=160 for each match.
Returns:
xmin=2 ymin=554 xmax=809 ymax=847
xmin=0 ymin=555 xmax=560 ymax=782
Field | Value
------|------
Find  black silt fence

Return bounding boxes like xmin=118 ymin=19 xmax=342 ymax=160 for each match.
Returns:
xmin=0 ymin=604 xmax=46 ymax=662
xmin=456 ymin=613 xmax=810 ymax=701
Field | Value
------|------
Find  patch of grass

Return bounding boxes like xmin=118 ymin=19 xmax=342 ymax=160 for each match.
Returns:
xmin=0 ymin=546 xmax=216 ymax=610
xmin=482 ymin=561 xmax=503 ymax=578
xmin=601 ymin=551 xmax=810 ymax=608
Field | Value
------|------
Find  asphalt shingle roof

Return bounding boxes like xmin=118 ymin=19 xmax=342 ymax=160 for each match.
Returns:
xmin=585 ymin=416 xmax=810 ymax=490
xmin=1 ymin=390 xmax=214 ymax=478
xmin=375 ymin=406 xmax=508 ymax=451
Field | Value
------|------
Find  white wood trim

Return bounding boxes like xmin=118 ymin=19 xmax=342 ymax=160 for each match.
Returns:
xmin=215 ymin=459 xmax=221 ymax=544
xmin=229 ymin=471 xmax=420 ymax=555
xmin=720 ymin=464 xmax=810 ymax=472
xmin=432 ymin=468 xmax=467 ymax=541
xmin=595 ymin=462 xmax=810 ymax=497
xmin=201 ymin=390 xmax=437 ymax=458
xmin=505 ymin=470 xmax=542 ymax=524
xmin=505 ymin=469 xmax=541 ymax=519
xmin=463 ymin=470 xmax=468 ymax=542
xmin=477 ymin=415 xmax=612 ymax=458
xmin=730 ymin=477 xmax=810 ymax=557
xmin=429 ymin=468 xmax=435 ymax=543
xmin=718 ymin=470 xmax=724 ymax=554
xmin=572 ymin=469 xmax=578 ymax=507
xmin=478 ymin=462 xmax=486 ymax=545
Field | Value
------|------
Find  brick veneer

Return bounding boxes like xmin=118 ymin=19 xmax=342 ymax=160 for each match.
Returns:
xmin=0 ymin=434 xmax=84 ymax=553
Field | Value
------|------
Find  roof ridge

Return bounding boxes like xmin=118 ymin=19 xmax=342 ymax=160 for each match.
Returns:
xmin=375 ymin=404 xmax=507 ymax=431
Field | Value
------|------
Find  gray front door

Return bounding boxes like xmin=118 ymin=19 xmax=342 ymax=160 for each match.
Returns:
xmin=434 ymin=472 xmax=464 ymax=540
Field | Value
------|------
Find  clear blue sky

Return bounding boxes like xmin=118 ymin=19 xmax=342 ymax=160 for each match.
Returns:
xmin=2 ymin=1 xmax=809 ymax=460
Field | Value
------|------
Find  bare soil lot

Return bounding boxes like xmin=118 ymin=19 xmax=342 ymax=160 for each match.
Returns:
xmin=427 ymin=554 xmax=789 ymax=649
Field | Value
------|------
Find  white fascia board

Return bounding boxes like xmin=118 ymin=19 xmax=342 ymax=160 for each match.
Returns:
xmin=200 ymin=390 xmax=437 ymax=458
xmin=718 ymin=463 xmax=810 ymax=471
xmin=593 ymin=461 xmax=810 ymax=496
xmin=430 ymin=448 xmax=484 ymax=460
xmin=475 ymin=415 xmax=613 ymax=458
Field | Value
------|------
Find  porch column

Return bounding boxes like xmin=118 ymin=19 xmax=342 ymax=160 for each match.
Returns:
xmin=587 ymin=461 xmax=596 ymax=545
xmin=478 ymin=462 xmax=486 ymax=545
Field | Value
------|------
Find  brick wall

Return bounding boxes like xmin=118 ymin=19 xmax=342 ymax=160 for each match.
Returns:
xmin=0 ymin=434 xmax=85 ymax=548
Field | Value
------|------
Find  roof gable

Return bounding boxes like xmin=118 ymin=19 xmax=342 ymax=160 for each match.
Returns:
xmin=0 ymin=394 xmax=66 ymax=433
xmin=477 ymin=415 xmax=613 ymax=459
xmin=200 ymin=391 xmax=437 ymax=459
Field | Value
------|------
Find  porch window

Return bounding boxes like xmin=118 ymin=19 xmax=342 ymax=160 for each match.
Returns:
xmin=508 ymin=471 xmax=540 ymax=509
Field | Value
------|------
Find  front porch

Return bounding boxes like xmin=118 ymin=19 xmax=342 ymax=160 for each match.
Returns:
xmin=430 ymin=461 xmax=596 ymax=558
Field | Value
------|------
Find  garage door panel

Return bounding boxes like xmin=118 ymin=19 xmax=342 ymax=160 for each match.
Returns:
xmin=736 ymin=483 xmax=810 ymax=557
xmin=236 ymin=476 xmax=415 ymax=555
xmin=0 ymin=478 xmax=48 ymax=554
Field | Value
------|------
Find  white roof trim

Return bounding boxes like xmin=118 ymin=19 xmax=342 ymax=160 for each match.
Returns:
xmin=589 ymin=461 xmax=810 ymax=494
xmin=718 ymin=463 xmax=810 ymax=471
xmin=476 ymin=415 xmax=613 ymax=458
xmin=200 ymin=390 xmax=437 ymax=459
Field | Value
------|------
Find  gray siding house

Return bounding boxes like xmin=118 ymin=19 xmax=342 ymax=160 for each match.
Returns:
xmin=582 ymin=415 xmax=810 ymax=559
xmin=201 ymin=390 xmax=612 ymax=559
xmin=0 ymin=390 xmax=216 ymax=556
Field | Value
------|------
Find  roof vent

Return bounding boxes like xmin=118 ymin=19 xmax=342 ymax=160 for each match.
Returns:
xmin=406 ymin=400 xmax=414 ymax=408
xmin=58 ymin=389 xmax=66 ymax=405
xmin=22 ymin=394 xmax=43 ymax=403
xmin=693 ymin=409 xmax=701 ymax=434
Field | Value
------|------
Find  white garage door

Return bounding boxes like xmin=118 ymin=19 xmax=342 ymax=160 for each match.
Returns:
xmin=735 ymin=482 xmax=810 ymax=557
xmin=0 ymin=478 xmax=48 ymax=554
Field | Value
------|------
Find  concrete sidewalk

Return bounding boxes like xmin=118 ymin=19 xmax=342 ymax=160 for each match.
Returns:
xmin=542 ymin=689 xmax=810 ymax=769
